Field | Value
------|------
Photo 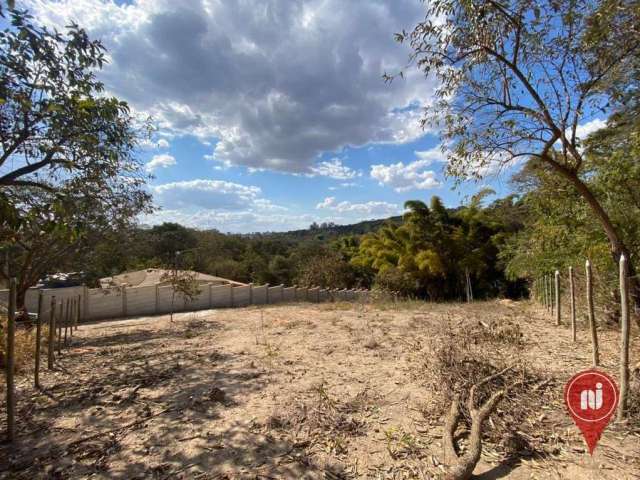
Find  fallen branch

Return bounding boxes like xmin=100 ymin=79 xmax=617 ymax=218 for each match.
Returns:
xmin=443 ymin=367 xmax=520 ymax=480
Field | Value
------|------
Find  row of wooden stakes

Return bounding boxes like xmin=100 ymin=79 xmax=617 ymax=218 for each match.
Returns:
xmin=4 ymin=278 xmax=81 ymax=444
xmin=531 ymin=255 xmax=632 ymax=422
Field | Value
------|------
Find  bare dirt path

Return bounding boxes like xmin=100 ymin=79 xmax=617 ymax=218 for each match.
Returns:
xmin=1 ymin=300 xmax=638 ymax=479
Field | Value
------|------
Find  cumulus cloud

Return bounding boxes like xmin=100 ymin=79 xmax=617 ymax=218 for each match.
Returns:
xmin=144 ymin=178 xmax=300 ymax=232
xmin=328 ymin=182 xmax=358 ymax=190
xmin=151 ymin=179 xmax=279 ymax=211
xmin=145 ymin=153 xmax=176 ymax=172
xmin=144 ymin=181 xmax=397 ymax=232
xmin=574 ymin=118 xmax=607 ymax=140
xmin=414 ymin=146 xmax=447 ymax=164
xmin=139 ymin=137 xmax=171 ymax=150
xmin=370 ymin=148 xmax=442 ymax=192
xmin=309 ymin=158 xmax=360 ymax=180
xmin=316 ymin=196 xmax=400 ymax=217
xmin=28 ymin=0 xmax=436 ymax=174
xmin=142 ymin=209 xmax=314 ymax=234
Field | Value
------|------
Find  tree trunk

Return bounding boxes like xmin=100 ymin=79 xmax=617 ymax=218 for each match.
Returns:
xmin=15 ymin=280 xmax=29 ymax=313
xmin=552 ymin=164 xmax=640 ymax=325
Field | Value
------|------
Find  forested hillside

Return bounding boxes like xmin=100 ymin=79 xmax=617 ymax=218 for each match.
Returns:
xmin=31 ymin=191 xmax=520 ymax=301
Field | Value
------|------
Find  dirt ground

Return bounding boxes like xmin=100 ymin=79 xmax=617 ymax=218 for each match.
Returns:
xmin=1 ymin=300 xmax=639 ymax=479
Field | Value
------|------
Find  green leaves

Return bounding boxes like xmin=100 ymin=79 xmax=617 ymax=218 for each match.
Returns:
xmin=0 ymin=10 xmax=152 ymax=299
xmin=352 ymin=194 xmax=519 ymax=299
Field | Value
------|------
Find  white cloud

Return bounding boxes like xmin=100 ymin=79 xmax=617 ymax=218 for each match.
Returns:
xmin=370 ymin=148 xmax=442 ymax=192
xmin=142 ymin=209 xmax=314 ymax=234
xmin=151 ymin=179 xmax=271 ymax=210
xmin=27 ymin=0 xmax=436 ymax=174
xmin=139 ymin=137 xmax=171 ymax=150
xmin=145 ymin=153 xmax=176 ymax=172
xmin=575 ymin=118 xmax=607 ymax=140
xmin=144 ymin=178 xmax=296 ymax=232
xmin=414 ymin=146 xmax=447 ymax=164
xmin=328 ymin=181 xmax=358 ymax=190
xmin=316 ymin=196 xmax=400 ymax=217
xmin=309 ymin=158 xmax=360 ymax=180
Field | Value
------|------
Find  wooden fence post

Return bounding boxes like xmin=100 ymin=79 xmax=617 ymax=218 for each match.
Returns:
xmin=618 ymin=254 xmax=630 ymax=421
xmin=57 ymin=300 xmax=63 ymax=354
xmin=545 ymin=275 xmax=550 ymax=312
xmin=64 ymin=298 xmax=70 ymax=346
xmin=69 ymin=298 xmax=74 ymax=338
xmin=34 ymin=290 xmax=43 ymax=388
xmin=555 ymin=271 xmax=561 ymax=326
xmin=155 ymin=284 xmax=160 ymax=314
xmin=75 ymin=295 xmax=80 ymax=331
xmin=122 ymin=286 xmax=127 ymax=317
xmin=83 ymin=284 xmax=89 ymax=321
xmin=537 ymin=278 xmax=541 ymax=304
xmin=5 ymin=278 xmax=16 ymax=443
xmin=585 ymin=260 xmax=599 ymax=367
xmin=48 ymin=296 xmax=56 ymax=369
xmin=569 ymin=267 xmax=576 ymax=342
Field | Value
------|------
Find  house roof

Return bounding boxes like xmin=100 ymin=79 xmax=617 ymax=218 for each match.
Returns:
xmin=100 ymin=268 xmax=247 ymax=288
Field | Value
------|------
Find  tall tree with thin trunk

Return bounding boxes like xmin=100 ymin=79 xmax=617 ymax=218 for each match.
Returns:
xmin=0 ymin=10 xmax=152 ymax=306
xmin=392 ymin=0 xmax=640 ymax=303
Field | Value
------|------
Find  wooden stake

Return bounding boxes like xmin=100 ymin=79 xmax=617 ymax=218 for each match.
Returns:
xmin=64 ymin=298 xmax=70 ymax=346
xmin=155 ymin=284 xmax=160 ymax=314
xmin=5 ymin=278 xmax=16 ymax=443
xmin=555 ymin=270 xmax=561 ymax=326
xmin=34 ymin=290 xmax=43 ymax=388
xmin=69 ymin=299 xmax=73 ymax=338
xmin=586 ymin=260 xmax=599 ymax=367
xmin=569 ymin=267 xmax=576 ymax=342
xmin=57 ymin=300 xmax=62 ymax=355
xmin=48 ymin=296 xmax=56 ymax=370
xmin=75 ymin=295 xmax=80 ymax=331
xmin=618 ymin=254 xmax=630 ymax=421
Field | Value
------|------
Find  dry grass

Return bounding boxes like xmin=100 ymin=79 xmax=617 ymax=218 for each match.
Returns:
xmin=419 ymin=318 xmax=555 ymax=460
xmin=0 ymin=317 xmax=41 ymax=373
xmin=0 ymin=301 xmax=638 ymax=479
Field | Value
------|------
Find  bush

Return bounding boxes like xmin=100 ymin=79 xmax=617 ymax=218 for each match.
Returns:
xmin=0 ymin=316 xmax=37 ymax=374
xmin=373 ymin=267 xmax=416 ymax=295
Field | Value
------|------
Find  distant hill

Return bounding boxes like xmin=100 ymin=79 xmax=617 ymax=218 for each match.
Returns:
xmin=243 ymin=215 xmax=403 ymax=241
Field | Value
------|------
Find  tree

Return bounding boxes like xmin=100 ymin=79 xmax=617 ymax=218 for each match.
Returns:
xmin=0 ymin=10 xmax=150 ymax=220
xmin=148 ymin=223 xmax=198 ymax=263
xmin=295 ymin=249 xmax=358 ymax=289
xmin=503 ymin=113 xmax=640 ymax=324
xmin=0 ymin=10 xmax=152 ymax=306
xmin=393 ymin=0 xmax=640 ymax=299
xmin=1 ymin=185 xmax=150 ymax=308
xmin=160 ymin=267 xmax=200 ymax=323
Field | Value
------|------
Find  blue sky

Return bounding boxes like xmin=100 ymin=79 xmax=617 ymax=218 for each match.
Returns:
xmin=25 ymin=0 xmax=605 ymax=233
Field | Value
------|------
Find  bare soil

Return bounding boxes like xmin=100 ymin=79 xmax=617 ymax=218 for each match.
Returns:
xmin=1 ymin=300 xmax=639 ymax=479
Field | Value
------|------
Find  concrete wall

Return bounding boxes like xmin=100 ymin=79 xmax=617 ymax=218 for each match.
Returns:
xmin=1 ymin=283 xmax=371 ymax=322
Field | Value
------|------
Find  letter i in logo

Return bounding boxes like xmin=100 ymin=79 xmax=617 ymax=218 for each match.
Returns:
xmin=580 ymin=382 xmax=603 ymax=411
